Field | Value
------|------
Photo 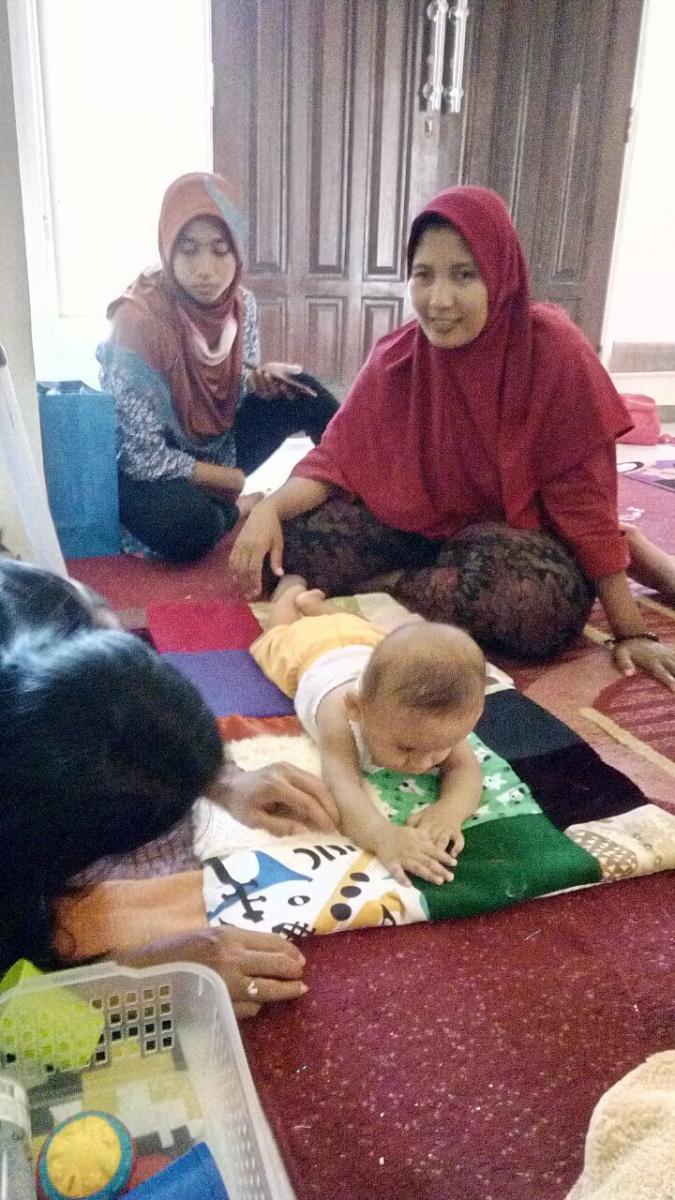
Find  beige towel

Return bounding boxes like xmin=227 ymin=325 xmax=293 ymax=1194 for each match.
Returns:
xmin=566 ymin=1051 xmax=675 ymax=1199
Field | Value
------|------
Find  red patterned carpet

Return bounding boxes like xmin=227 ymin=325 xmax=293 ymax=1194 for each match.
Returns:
xmin=69 ymin=526 xmax=240 ymax=610
xmin=242 ymin=874 xmax=674 ymax=1200
xmin=594 ymin=672 xmax=675 ymax=762
xmin=67 ymin=471 xmax=675 ymax=1200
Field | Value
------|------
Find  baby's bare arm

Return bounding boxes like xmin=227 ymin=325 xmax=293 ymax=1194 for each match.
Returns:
xmin=316 ymin=690 xmax=388 ymax=846
xmin=438 ymin=739 xmax=483 ymax=818
xmin=407 ymin=738 xmax=482 ymax=855
xmin=317 ymin=691 xmax=456 ymax=886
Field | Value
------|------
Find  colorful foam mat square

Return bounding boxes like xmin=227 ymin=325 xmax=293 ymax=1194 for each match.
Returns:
xmin=147 ymin=601 xmax=262 ymax=652
xmin=417 ymin=813 xmax=601 ymax=920
xmin=162 ymin=649 xmax=295 ymax=717
xmin=474 ymin=688 xmax=580 ymax=757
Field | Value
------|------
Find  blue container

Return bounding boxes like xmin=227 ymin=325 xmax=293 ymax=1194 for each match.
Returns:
xmin=128 ymin=1143 xmax=230 ymax=1198
xmin=38 ymin=382 xmax=120 ymax=558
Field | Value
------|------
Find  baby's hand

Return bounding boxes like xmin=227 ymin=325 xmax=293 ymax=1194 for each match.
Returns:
xmin=407 ymin=805 xmax=466 ymax=858
xmin=374 ymin=824 xmax=456 ymax=887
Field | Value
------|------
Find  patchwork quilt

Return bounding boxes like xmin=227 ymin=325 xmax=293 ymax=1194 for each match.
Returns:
xmin=147 ymin=596 xmax=675 ymax=940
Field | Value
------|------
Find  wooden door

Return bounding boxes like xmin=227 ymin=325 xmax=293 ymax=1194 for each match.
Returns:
xmin=213 ymin=0 xmax=642 ymax=388
xmin=458 ymin=0 xmax=644 ymax=349
xmin=213 ymin=0 xmax=435 ymax=392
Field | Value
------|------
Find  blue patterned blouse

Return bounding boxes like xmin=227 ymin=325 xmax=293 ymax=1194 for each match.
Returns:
xmin=96 ymin=287 xmax=260 ymax=481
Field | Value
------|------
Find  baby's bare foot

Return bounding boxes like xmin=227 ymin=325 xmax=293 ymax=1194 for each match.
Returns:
xmin=270 ymin=574 xmax=307 ymax=601
xmin=296 ymin=588 xmax=339 ymax=616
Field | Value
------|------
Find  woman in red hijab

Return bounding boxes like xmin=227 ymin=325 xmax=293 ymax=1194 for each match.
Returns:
xmin=97 ymin=173 xmax=338 ymax=562
xmin=231 ymin=187 xmax=675 ymax=687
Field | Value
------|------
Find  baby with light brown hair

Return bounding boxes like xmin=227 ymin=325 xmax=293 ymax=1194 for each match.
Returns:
xmin=251 ymin=577 xmax=486 ymax=885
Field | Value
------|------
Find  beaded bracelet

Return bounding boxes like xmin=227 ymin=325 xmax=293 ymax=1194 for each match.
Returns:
xmin=605 ymin=631 xmax=660 ymax=647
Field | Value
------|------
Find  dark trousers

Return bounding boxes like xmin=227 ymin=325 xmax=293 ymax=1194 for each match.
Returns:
xmin=281 ymin=496 xmax=596 ymax=660
xmin=118 ymin=374 xmax=338 ymax=564
xmin=234 ymin=373 xmax=339 ymax=474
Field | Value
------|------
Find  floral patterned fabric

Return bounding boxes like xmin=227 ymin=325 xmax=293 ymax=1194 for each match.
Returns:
xmin=280 ymin=495 xmax=595 ymax=660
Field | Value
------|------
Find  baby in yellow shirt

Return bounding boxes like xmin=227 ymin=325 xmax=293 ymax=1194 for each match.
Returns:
xmin=251 ymin=576 xmax=486 ymax=886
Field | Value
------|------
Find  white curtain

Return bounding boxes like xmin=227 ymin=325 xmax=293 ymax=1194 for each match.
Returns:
xmin=0 ymin=345 xmax=66 ymax=574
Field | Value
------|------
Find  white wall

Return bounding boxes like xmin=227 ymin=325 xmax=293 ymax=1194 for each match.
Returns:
xmin=605 ymin=0 xmax=675 ymax=348
xmin=0 ymin=0 xmax=40 ymax=556
xmin=22 ymin=0 xmax=212 ymax=384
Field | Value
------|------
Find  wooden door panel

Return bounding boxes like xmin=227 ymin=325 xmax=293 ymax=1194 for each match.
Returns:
xmin=249 ymin=0 xmax=289 ymax=273
xmin=305 ymin=298 xmax=346 ymax=382
xmin=360 ymin=298 xmax=406 ymax=364
xmin=213 ymin=0 xmax=642 ymax=384
xmin=214 ymin=0 xmax=423 ymax=388
xmin=307 ymin=1 xmax=352 ymax=277
xmin=461 ymin=0 xmax=558 ymax=262
xmin=256 ymin=299 xmax=288 ymax=362
xmin=363 ymin=0 xmax=415 ymax=280
xmin=529 ymin=1 xmax=615 ymax=310
xmin=460 ymin=0 xmax=641 ymax=350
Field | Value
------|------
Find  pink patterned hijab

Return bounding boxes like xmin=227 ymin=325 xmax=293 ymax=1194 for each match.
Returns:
xmin=106 ymin=173 xmax=247 ymax=438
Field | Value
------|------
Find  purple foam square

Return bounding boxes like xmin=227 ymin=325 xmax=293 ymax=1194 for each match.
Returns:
xmin=163 ymin=650 xmax=295 ymax=717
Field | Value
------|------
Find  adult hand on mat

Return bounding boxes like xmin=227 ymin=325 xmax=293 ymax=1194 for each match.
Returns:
xmin=248 ymin=362 xmax=317 ymax=399
xmin=612 ymin=637 xmax=675 ymax=691
xmin=208 ymin=761 xmax=340 ymax=835
xmin=230 ymin=498 xmax=285 ymax=598
xmin=118 ymin=928 xmax=307 ymax=1019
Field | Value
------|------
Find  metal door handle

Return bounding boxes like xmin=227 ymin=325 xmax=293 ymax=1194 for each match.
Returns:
xmin=445 ymin=0 xmax=469 ymax=114
xmin=422 ymin=0 xmax=450 ymax=114
xmin=421 ymin=1 xmax=469 ymax=116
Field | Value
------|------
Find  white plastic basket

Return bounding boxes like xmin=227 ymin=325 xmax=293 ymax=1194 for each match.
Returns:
xmin=0 ymin=962 xmax=295 ymax=1200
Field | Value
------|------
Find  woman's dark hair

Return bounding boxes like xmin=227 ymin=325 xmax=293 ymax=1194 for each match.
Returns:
xmin=0 ymin=621 xmax=222 ymax=971
xmin=0 ymin=558 xmax=107 ymax=644
xmin=406 ymin=211 xmax=457 ymax=277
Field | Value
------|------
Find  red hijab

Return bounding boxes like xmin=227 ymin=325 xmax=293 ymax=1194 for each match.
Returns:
xmin=294 ymin=186 xmax=631 ymax=538
xmin=106 ymin=173 xmax=246 ymax=439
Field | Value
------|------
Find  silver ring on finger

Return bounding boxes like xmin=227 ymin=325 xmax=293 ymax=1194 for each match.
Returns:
xmin=246 ymin=979 xmax=260 ymax=999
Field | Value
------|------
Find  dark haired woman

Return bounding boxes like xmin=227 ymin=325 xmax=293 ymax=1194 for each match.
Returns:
xmin=0 ymin=560 xmax=338 ymax=1016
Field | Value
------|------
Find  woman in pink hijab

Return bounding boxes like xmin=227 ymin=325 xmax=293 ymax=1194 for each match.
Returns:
xmin=97 ymin=173 xmax=338 ymax=562
xmin=231 ymin=186 xmax=675 ymax=688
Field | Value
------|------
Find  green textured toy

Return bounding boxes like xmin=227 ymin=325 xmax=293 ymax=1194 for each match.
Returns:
xmin=36 ymin=1111 xmax=134 ymax=1200
xmin=0 ymin=960 xmax=104 ymax=1072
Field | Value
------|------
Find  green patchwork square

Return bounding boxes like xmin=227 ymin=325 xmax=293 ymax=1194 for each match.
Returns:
xmin=367 ymin=734 xmax=541 ymax=827
xmin=418 ymin=813 xmax=602 ymax=920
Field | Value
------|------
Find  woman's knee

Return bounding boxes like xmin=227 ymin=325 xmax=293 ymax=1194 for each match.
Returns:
xmin=484 ymin=574 xmax=592 ymax=659
xmin=292 ymin=374 xmax=339 ymax=441
xmin=159 ymin=504 xmax=232 ymax=563
xmin=119 ymin=475 xmax=237 ymax=563
xmin=281 ymin=514 xmax=354 ymax=593
xmin=440 ymin=525 xmax=594 ymax=660
xmin=281 ymin=497 xmax=430 ymax=595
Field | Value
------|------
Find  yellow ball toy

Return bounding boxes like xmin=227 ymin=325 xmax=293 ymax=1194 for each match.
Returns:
xmin=37 ymin=1111 xmax=134 ymax=1200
